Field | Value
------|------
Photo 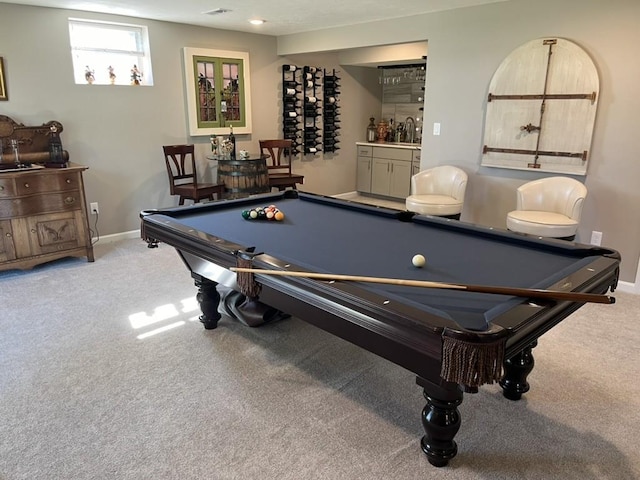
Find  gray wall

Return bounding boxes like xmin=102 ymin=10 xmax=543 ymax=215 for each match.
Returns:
xmin=280 ymin=0 xmax=640 ymax=284
xmin=0 ymin=3 xmax=380 ymax=242
xmin=2 ymin=1 xmax=638 ymax=284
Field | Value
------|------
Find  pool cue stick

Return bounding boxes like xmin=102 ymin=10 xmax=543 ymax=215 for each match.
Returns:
xmin=230 ymin=268 xmax=615 ymax=305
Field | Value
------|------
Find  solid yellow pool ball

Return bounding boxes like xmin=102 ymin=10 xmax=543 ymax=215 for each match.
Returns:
xmin=412 ymin=254 xmax=426 ymax=268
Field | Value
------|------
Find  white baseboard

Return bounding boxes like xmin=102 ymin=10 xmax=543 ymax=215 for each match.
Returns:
xmin=617 ymin=281 xmax=636 ymax=294
xmin=332 ymin=191 xmax=358 ymax=199
xmin=93 ymin=230 xmax=141 ymax=245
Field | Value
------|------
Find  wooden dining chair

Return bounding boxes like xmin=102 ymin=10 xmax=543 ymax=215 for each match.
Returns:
xmin=259 ymin=139 xmax=304 ymax=191
xmin=163 ymin=144 xmax=225 ymax=205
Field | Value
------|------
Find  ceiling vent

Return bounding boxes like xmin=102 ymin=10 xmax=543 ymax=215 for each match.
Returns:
xmin=204 ymin=8 xmax=231 ymax=15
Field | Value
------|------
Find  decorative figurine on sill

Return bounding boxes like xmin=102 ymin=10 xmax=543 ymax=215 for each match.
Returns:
xmin=108 ymin=65 xmax=116 ymax=85
xmin=131 ymin=64 xmax=142 ymax=85
xmin=85 ymin=66 xmax=95 ymax=84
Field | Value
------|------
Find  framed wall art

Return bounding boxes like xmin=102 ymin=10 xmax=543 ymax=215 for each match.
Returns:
xmin=182 ymin=47 xmax=252 ymax=136
xmin=0 ymin=57 xmax=7 ymax=101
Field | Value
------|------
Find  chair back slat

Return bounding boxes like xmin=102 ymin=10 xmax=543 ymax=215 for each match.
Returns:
xmin=163 ymin=144 xmax=198 ymax=194
xmin=259 ymin=139 xmax=293 ymax=173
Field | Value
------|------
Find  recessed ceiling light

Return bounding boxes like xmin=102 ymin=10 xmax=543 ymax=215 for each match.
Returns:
xmin=249 ymin=19 xmax=265 ymax=25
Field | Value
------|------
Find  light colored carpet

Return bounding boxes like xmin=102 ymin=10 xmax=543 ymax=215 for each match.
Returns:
xmin=1 ymin=238 xmax=639 ymax=479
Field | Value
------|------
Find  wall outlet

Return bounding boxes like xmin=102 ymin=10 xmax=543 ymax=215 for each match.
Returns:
xmin=433 ymin=122 xmax=441 ymax=136
xmin=90 ymin=202 xmax=99 ymax=215
xmin=590 ymin=230 xmax=602 ymax=246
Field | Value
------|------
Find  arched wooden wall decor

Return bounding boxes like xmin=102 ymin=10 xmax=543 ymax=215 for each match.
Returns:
xmin=481 ymin=38 xmax=599 ymax=175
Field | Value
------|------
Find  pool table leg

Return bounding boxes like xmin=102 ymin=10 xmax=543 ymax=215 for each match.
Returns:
xmin=193 ymin=275 xmax=222 ymax=330
xmin=500 ymin=340 xmax=537 ymax=400
xmin=417 ymin=378 xmax=463 ymax=467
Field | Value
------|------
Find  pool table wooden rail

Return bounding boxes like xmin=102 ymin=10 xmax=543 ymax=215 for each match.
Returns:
xmin=140 ymin=191 xmax=621 ymax=468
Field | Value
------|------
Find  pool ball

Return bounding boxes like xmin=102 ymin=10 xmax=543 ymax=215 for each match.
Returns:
xmin=412 ymin=254 xmax=426 ymax=268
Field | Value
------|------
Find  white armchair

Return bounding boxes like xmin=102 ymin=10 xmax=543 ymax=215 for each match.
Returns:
xmin=506 ymin=177 xmax=587 ymax=240
xmin=405 ymin=166 xmax=467 ymax=219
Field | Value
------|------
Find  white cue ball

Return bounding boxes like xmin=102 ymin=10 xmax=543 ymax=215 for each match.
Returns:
xmin=412 ymin=254 xmax=426 ymax=268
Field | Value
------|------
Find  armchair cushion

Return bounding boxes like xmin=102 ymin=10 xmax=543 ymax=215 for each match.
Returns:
xmin=405 ymin=166 xmax=467 ymax=217
xmin=506 ymin=177 xmax=587 ymax=238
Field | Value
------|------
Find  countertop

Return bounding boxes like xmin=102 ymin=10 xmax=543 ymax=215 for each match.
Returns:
xmin=356 ymin=141 xmax=421 ymax=150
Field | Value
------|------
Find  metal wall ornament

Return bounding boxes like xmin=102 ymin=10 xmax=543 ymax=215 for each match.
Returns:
xmin=0 ymin=57 xmax=7 ymax=101
xmin=481 ymin=38 xmax=599 ymax=175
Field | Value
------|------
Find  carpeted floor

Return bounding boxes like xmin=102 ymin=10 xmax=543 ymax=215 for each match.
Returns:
xmin=1 ymin=238 xmax=639 ymax=479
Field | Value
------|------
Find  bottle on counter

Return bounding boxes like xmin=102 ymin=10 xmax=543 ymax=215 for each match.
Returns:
xmin=386 ymin=118 xmax=395 ymax=142
xmin=376 ymin=121 xmax=388 ymax=143
xmin=229 ymin=126 xmax=236 ymax=160
xmin=367 ymin=117 xmax=377 ymax=142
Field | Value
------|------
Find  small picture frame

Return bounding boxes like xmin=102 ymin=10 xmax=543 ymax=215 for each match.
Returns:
xmin=0 ymin=57 xmax=7 ymax=101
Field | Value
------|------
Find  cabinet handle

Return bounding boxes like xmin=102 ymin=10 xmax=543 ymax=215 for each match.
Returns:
xmin=31 ymin=228 xmax=36 ymax=233
xmin=65 ymin=196 xmax=75 ymax=204
xmin=5 ymin=232 xmax=11 ymax=238
xmin=66 ymin=179 xmax=72 ymax=184
xmin=0 ymin=186 xmax=4 ymax=191
xmin=24 ymin=183 xmax=29 ymax=188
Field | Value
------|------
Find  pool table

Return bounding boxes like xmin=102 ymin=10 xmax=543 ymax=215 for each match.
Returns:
xmin=141 ymin=190 xmax=620 ymax=467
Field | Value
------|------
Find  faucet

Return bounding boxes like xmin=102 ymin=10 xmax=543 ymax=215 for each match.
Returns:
xmin=405 ymin=116 xmax=416 ymax=143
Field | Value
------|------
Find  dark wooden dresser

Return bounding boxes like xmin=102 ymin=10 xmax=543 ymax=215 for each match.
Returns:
xmin=0 ymin=163 xmax=94 ymax=271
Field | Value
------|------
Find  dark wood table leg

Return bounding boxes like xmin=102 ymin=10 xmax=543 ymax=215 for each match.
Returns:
xmin=416 ymin=378 xmax=464 ymax=467
xmin=499 ymin=340 xmax=537 ymax=400
xmin=193 ymin=275 xmax=222 ymax=330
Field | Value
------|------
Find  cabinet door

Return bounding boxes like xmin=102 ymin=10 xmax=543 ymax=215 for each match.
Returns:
xmin=0 ymin=220 xmax=16 ymax=262
xmin=371 ymin=159 xmax=391 ymax=196
xmin=389 ymin=160 xmax=412 ymax=198
xmin=26 ymin=211 xmax=87 ymax=256
xmin=356 ymin=157 xmax=372 ymax=193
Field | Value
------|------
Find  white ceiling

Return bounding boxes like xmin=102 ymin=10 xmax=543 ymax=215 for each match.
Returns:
xmin=4 ymin=0 xmax=509 ymax=36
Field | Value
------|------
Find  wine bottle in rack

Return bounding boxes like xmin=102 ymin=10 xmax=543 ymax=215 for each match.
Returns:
xmin=282 ymin=64 xmax=297 ymax=72
xmin=304 ymin=132 xmax=322 ymax=141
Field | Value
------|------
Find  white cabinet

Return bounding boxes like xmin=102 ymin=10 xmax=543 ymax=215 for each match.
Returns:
xmin=412 ymin=150 xmax=421 ymax=176
xmin=370 ymin=146 xmax=413 ymax=198
xmin=356 ymin=145 xmax=373 ymax=193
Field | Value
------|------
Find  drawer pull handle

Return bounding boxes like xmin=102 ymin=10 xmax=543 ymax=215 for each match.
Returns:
xmin=0 ymin=186 xmax=4 ymax=191
xmin=31 ymin=228 xmax=36 ymax=233
xmin=66 ymin=179 xmax=72 ymax=184
xmin=5 ymin=232 xmax=11 ymax=238
xmin=65 ymin=196 xmax=75 ymax=204
xmin=24 ymin=183 xmax=30 ymax=188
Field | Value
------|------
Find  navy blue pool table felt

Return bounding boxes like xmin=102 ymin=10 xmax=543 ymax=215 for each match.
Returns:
xmin=174 ymin=196 xmax=603 ymax=331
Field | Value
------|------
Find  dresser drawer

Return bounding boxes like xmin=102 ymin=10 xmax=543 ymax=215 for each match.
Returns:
xmin=0 ymin=190 xmax=83 ymax=219
xmin=0 ymin=178 xmax=17 ymax=197
xmin=14 ymin=171 xmax=81 ymax=196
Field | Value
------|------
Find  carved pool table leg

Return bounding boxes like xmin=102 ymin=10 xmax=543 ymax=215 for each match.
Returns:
xmin=417 ymin=378 xmax=464 ymax=467
xmin=499 ymin=340 xmax=537 ymax=400
xmin=193 ymin=276 xmax=222 ymax=330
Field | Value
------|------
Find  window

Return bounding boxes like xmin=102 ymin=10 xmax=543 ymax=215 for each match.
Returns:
xmin=183 ymin=48 xmax=252 ymax=135
xmin=68 ymin=18 xmax=153 ymax=86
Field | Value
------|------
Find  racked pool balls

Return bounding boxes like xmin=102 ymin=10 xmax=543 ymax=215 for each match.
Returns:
xmin=242 ymin=205 xmax=285 ymax=221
